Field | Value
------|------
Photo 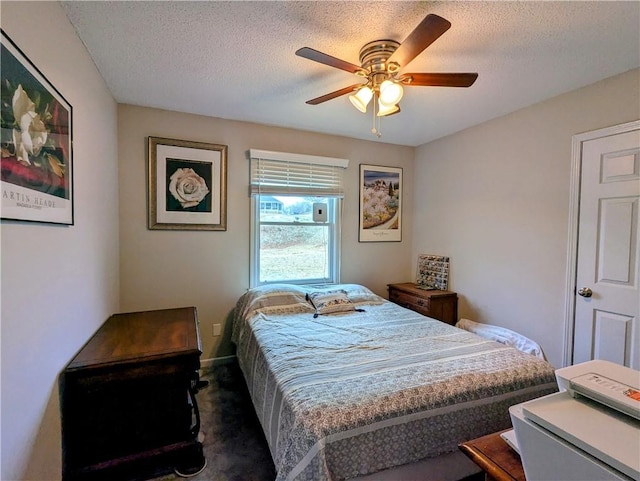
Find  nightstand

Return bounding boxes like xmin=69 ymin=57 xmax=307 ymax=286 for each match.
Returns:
xmin=459 ymin=430 xmax=526 ymax=481
xmin=387 ymin=282 xmax=458 ymax=325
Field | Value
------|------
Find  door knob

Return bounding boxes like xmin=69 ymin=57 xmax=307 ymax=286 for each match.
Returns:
xmin=578 ymin=287 xmax=593 ymax=298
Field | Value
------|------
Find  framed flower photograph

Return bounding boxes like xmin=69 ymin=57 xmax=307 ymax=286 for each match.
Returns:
xmin=359 ymin=164 xmax=402 ymax=242
xmin=1 ymin=30 xmax=73 ymax=225
xmin=147 ymin=136 xmax=227 ymax=230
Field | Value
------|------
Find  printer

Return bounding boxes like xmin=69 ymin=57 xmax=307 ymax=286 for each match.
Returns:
xmin=509 ymin=359 xmax=640 ymax=481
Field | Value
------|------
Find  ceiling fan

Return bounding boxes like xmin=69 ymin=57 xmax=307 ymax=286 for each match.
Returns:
xmin=296 ymin=13 xmax=478 ymax=136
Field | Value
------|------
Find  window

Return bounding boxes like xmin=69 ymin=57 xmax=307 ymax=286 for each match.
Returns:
xmin=254 ymin=196 xmax=338 ymax=285
xmin=249 ymin=150 xmax=348 ymax=287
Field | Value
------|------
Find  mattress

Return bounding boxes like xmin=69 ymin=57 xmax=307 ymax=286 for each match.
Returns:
xmin=231 ymin=283 xmax=558 ymax=481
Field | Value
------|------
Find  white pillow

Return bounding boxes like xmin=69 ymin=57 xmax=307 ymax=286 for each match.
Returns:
xmin=237 ymin=284 xmax=314 ymax=319
xmin=337 ymin=284 xmax=386 ymax=306
xmin=455 ymin=318 xmax=546 ymax=359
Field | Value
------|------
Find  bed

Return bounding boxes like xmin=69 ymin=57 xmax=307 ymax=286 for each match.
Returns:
xmin=231 ymin=283 xmax=558 ymax=481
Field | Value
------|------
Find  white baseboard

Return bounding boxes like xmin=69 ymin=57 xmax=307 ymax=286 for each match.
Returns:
xmin=200 ymin=355 xmax=237 ymax=370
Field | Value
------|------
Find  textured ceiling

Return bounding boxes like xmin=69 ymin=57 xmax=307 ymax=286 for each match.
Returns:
xmin=61 ymin=1 xmax=640 ymax=147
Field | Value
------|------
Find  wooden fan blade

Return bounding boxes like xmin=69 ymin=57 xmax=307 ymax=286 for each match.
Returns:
xmin=306 ymin=84 xmax=363 ymax=105
xmin=400 ymin=72 xmax=478 ymax=87
xmin=387 ymin=14 xmax=451 ymax=68
xmin=296 ymin=47 xmax=364 ymax=75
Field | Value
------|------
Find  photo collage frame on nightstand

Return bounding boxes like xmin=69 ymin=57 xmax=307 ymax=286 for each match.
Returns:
xmin=416 ymin=254 xmax=450 ymax=290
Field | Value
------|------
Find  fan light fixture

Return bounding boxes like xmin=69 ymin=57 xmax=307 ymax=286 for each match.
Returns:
xmin=377 ymin=100 xmax=400 ymax=117
xmin=379 ymin=80 xmax=404 ymax=106
xmin=350 ymin=79 xmax=403 ymax=117
xmin=349 ymin=86 xmax=373 ymax=113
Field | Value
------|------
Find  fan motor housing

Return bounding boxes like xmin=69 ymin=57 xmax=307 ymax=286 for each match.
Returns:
xmin=358 ymin=39 xmax=400 ymax=74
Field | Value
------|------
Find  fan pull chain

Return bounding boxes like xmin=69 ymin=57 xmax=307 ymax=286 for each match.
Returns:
xmin=371 ymin=95 xmax=376 ymax=135
xmin=371 ymin=94 xmax=382 ymax=139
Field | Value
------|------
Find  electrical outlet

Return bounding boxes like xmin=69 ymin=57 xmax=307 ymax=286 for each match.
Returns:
xmin=213 ymin=323 xmax=222 ymax=336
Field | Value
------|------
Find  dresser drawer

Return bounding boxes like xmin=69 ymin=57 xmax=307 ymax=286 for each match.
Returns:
xmin=389 ymin=289 xmax=431 ymax=312
xmin=387 ymin=283 xmax=458 ymax=325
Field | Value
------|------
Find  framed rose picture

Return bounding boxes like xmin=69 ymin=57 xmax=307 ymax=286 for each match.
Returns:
xmin=1 ymin=30 xmax=73 ymax=225
xmin=147 ymin=136 xmax=227 ymax=230
xmin=359 ymin=164 xmax=402 ymax=242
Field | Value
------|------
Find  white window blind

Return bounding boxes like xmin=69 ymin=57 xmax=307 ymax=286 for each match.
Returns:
xmin=249 ymin=149 xmax=349 ymax=197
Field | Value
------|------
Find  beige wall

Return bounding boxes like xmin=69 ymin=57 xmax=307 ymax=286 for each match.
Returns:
xmin=413 ymin=68 xmax=640 ymax=368
xmin=1 ymin=2 xmax=119 ymax=479
xmin=2 ymin=2 xmax=636 ymax=477
xmin=117 ymin=105 xmax=415 ymax=359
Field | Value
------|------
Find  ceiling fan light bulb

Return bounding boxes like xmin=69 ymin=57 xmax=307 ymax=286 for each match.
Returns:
xmin=379 ymin=80 xmax=404 ymax=106
xmin=377 ymin=100 xmax=400 ymax=117
xmin=349 ymin=86 xmax=373 ymax=113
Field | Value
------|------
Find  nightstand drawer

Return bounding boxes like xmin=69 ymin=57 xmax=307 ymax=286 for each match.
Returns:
xmin=387 ymin=283 xmax=458 ymax=325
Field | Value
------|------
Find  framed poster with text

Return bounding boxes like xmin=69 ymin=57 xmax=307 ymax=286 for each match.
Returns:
xmin=1 ymin=30 xmax=73 ymax=225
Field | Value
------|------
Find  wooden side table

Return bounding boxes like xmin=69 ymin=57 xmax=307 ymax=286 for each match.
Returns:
xmin=387 ymin=282 xmax=458 ymax=324
xmin=60 ymin=307 xmax=206 ymax=481
xmin=459 ymin=430 xmax=526 ymax=481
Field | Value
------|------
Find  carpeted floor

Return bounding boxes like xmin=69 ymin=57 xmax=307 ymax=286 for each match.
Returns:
xmin=152 ymin=362 xmax=276 ymax=481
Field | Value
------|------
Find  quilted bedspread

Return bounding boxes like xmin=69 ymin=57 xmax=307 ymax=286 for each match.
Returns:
xmin=231 ymin=284 xmax=557 ymax=481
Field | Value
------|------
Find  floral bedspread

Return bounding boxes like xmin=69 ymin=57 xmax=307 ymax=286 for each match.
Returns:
xmin=231 ymin=284 xmax=557 ymax=481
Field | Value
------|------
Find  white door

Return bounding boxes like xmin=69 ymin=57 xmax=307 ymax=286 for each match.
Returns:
xmin=572 ymin=124 xmax=640 ymax=369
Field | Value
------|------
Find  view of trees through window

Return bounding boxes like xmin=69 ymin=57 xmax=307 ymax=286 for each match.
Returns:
xmin=259 ymin=196 xmax=331 ymax=283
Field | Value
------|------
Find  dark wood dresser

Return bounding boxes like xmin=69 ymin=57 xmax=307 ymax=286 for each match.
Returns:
xmin=59 ymin=307 xmax=206 ymax=481
xmin=388 ymin=282 xmax=458 ymax=325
